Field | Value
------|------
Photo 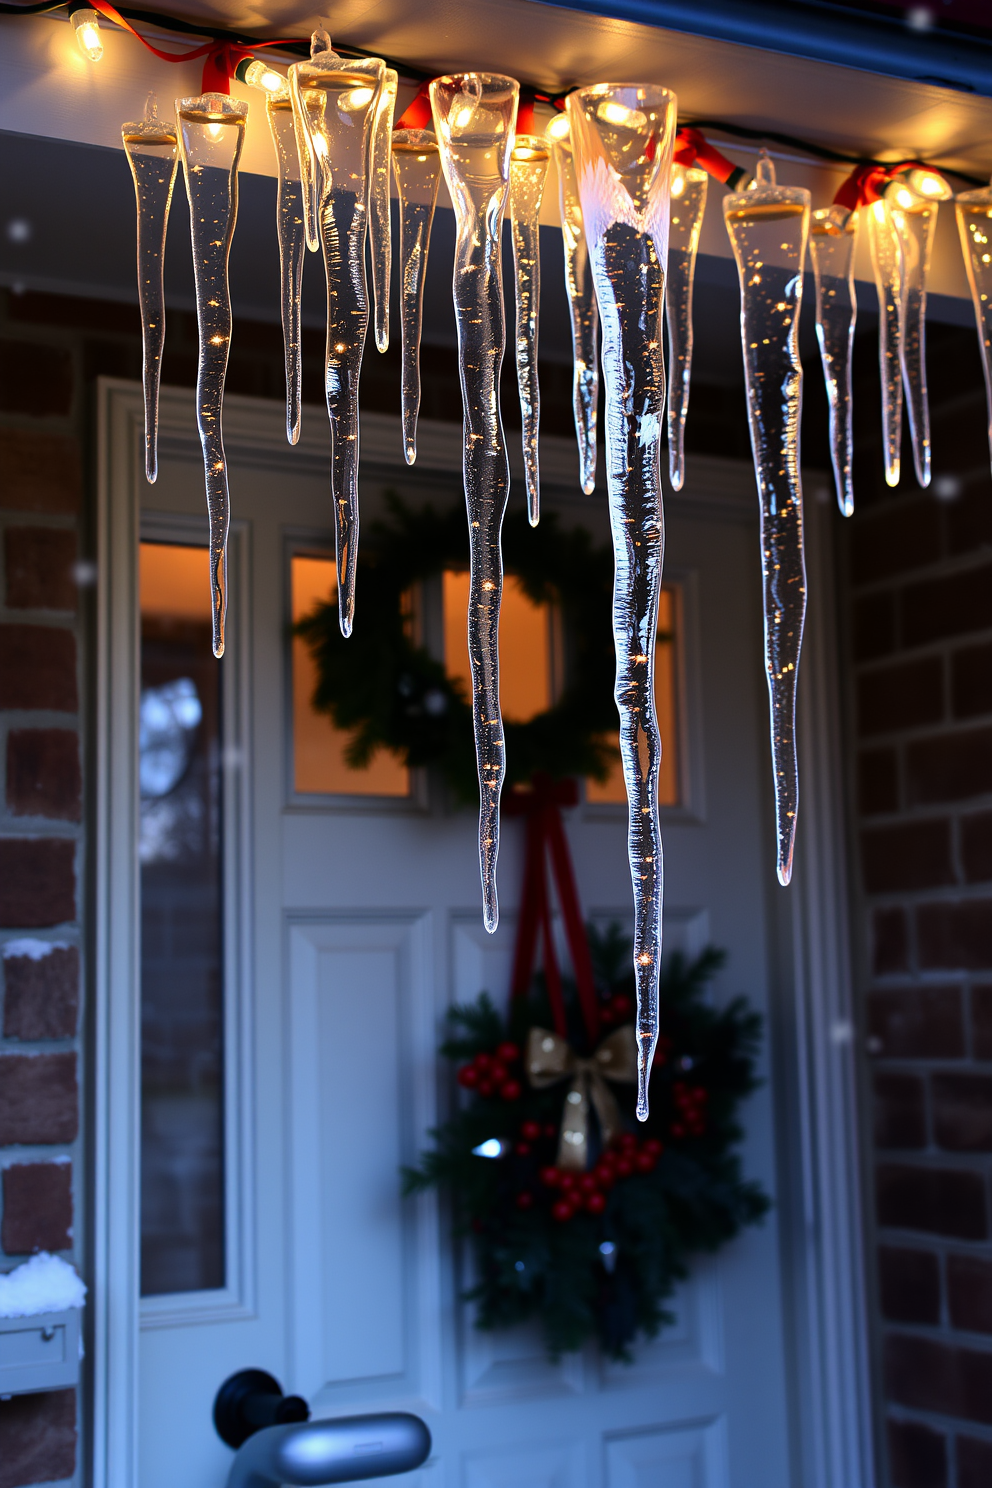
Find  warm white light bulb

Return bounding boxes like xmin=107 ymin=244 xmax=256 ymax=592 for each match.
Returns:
xmin=670 ymin=167 xmax=686 ymax=198
xmin=596 ymin=98 xmax=646 ymax=130
xmin=342 ymin=85 xmax=375 ymax=111
xmin=242 ymin=59 xmax=289 ymax=98
xmin=905 ymin=167 xmax=951 ymax=201
xmin=72 ymin=8 xmax=103 ymax=62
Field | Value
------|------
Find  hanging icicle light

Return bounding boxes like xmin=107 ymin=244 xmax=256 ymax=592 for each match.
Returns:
xmin=70 ymin=4 xmax=104 ymax=62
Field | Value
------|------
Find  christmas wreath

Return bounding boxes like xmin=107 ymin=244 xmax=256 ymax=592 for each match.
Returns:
xmin=403 ymin=925 xmax=770 ymax=1361
xmin=295 ymin=493 xmax=628 ymax=798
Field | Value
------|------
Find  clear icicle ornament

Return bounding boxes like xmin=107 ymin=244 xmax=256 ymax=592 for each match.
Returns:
xmin=430 ymin=72 xmax=519 ymax=934
xmin=550 ymin=121 xmax=599 ymax=494
xmin=809 ymin=206 xmax=858 ymax=516
xmin=867 ymin=198 xmax=905 ymax=487
xmin=176 ymin=91 xmax=248 ymax=658
xmin=122 ymin=95 xmax=178 ymax=486
xmin=290 ymin=33 xmax=385 ymax=638
xmin=566 ymin=83 xmax=677 ymax=1119
xmin=370 ymin=68 xmax=398 ymax=354
xmin=890 ymin=192 xmax=937 ymax=488
xmin=666 ymin=163 xmax=707 ymax=491
xmin=724 ymin=153 xmax=810 ymax=888
xmin=248 ymin=69 xmax=306 ymax=445
xmin=509 ymin=133 xmax=551 ymax=525
xmin=955 ymin=174 xmax=992 ymax=476
xmin=391 ymin=128 xmax=441 ymax=464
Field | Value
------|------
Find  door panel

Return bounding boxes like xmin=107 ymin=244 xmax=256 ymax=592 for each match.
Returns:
xmin=132 ymin=387 xmax=792 ymax=1487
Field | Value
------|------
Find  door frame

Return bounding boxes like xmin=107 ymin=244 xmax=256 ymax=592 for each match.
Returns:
xmin=92 ymin=376 xmax=872 ymax=1486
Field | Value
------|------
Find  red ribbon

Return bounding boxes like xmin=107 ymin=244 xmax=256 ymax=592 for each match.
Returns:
xmin=504 ymin=775 xmax=599 ymax=1046
xmin=395 ymin=81 xmax=433 ymax=131
xmin=675 ymin=126 xmax=750 ymax=190
xmin=88 ymin=3 xmax=296 ymax=94
xmin=831 ymin=161 xmax=916 ymax=213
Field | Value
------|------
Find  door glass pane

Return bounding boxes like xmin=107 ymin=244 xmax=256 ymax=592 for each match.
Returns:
xmin=443 ymin=570 xmax=554 ymax=723
xmin=139 ymin=542 xmax=225 ymax=1296
xmin=586 ymin=585 xmax=681 ymax=806
xmin=291 ymin=555 xmax=410 ymax=796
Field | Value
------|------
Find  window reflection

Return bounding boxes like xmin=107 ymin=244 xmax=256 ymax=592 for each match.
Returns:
xmin=139 ymin=542 xmax=225 ymax=1296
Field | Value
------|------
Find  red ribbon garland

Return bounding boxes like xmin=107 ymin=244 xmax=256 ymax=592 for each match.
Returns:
xmin=504 ymin=775 xmax=600 ymax=1047
xmin=88 ymin=2 xmax=296 ymax=94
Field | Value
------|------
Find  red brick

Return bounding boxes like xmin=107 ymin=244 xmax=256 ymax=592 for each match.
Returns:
xmin=879 ymin=1246 xmax=941 ymax=1325
xmin=0 ymin=1389 xmax=76 ymax=1488
xmin=861 ymin=820 xmax=955 ymax=893
xmin=2 ymin=944 xmax=78 ymax=1039
xmin=0 ymin=1052 xmax=77 ymax=1144
xmin=0 ymin=840 xmax=75 ymax=928
xmin=932 ymin=1074 xmax=992 ymax=1152
xmin=952 ymin=642 xmax=992 ymax=720
xmin=972 ymin=985 xmax=992 ymax=1060
xmin=867 ymin=985 xmax=964 ymax=1058
xmin=853 ymin=590 xmax=896 ymax=662
xmin=851 ymin=497 xmax=942 ymax=586
xmin=958 ymin=1433 xmax=992 ymax=1488
xmin=873 ymin=907 xmax=910 ymax=975
xmin=877 ymin=1164 xmax=987 ymax=1239
xmin=906 ymin=728 xmax=992 ymax=806
xmin=886 ymin=1416 xmax=947 ymax=1488
xmin=0 ymin=341 xmax=73 ymax=418
xmin=4 ymin=527 xmax=77 ymax=610
xmin=885 ymin=1332 xmax=992 ymax=1424
xmin=875 ymin=1072 xmax=927 ymax=1149
xmin=0 ymin=625 xmax=77 ymax=711
xmin=900 ymin=563 xmax=992 ymax=648
xmin=857 ymin=656 xmax=943 ymax=737
xmin=948 ymin=1254 xmax=992 ymax=1335
xmin=1 ymin=1160 xmax=72 ymax=1253
xmin=0 ymin=429 xmax=81 ymax=515
xmin=6 ymin=730 xmax=81 ymax=821
xmin=858 ymin=747 xmax=899 ymax=815
xmin=962 ymin=813 xmax=992 ymax=884
xmin=917 ymin=900 xmax=992 ymax=972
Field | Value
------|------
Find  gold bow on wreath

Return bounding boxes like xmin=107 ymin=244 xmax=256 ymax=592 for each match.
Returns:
xmin=526 ymin=1024 xmax=638 ymax=1170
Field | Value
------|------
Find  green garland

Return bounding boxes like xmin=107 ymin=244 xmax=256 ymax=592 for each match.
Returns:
xmin=404 ymin=929 xmax=770 ymax=1361
xmin=296 ymin=493 xmax=625 ymax=798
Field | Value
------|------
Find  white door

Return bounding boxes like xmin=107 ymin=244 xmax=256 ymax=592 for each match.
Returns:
xmin=106 ymin=379 xmax=797 ymax=1486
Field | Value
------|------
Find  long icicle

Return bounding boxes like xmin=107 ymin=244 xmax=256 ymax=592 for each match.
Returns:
xmin=893 ymin=197 xmax=937 ymax=488
xmin=809 ymin=207 xmax=858 ymax=516
xmin=262 ymin=84 xmax=306 ymax=444
xmin=290 ymin=33 xmax=384 ymax=637
xmin=724 ymin=154 xmax=810 ymax=886
xmin=955 ymin=174 xmax=992 ymax=477
xmin=370 ymin=68 xmax=398 ymax=353
xmin=391 ymin=128 xmax=441 ymax=465
xmin=867 ymin=198 xmax=905 ymax=488
xmin=552 ymin=125 xmax=599 ymax=495
xmin=509 ymin=133 xmax=551 ymax=525
xmin=666 ymin=164 xmax=707 ymax=492
xmin=567 ymin=84 xmax=676 ymax=1119
xmin=122 ymin=95 xmax=178 ymax=486
xmin=431 ymin=72 xmax=518 ymax=934
xmin=176 ymin=91 xmax=248 ymax=657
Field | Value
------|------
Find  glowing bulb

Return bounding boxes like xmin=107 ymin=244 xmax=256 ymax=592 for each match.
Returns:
xmin=872 ymin=200 xmax=887 ymax=223
xmin=71 ymin=8 xmax=103 ymax=62
xmin=312 ymin=135 xmax=328 ymax=159
xmin=670 ymin=167 xmax=686 ymax=198
xmin=241 ymin=58 xmax=289 ymax=98
xmin=545 ymin=112 xmax=570 ymax=141
xmin=454 ymin=105 xmax=475 ymax=128
xmin=472 ymin=1138 xmax=508 ymax=1159
xmin=596 ymin=99 xmax=646 ymax=130
xmin=905 ymin=167 xmax=951 ymax=201
xmin=342 ymin=85 xmax=375 ymax=111
xmin=206 ymin=121 xmax=223 ymax=141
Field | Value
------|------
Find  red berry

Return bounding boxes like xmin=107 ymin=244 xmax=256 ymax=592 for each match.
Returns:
xmin=544 ymin=1124 xmax=557 ymax=1139
xmin=477 ymin=1080 xmax=495 ymax=1098
xmin=642 ymin=1138 xmax=663 ymax=1158
xmin=579 ymin=1173 xmax=598 ymax=1194
xmin=613 ymin=995 xmax=632 ymax=1016
xmin=566 ymin=1189 xmax=583 ymax=1212
xmin=615 ymin=1157 xmax=633 ymax=1178
xmin=515 ymin=1191 xmax=534 ymax=1210
xmin=551 ymin=1200 xmax=573 ymax=1223
xmin=458 ymin=1065 xmax=479 ymax=1088
xmin=594 ymin=1164 xmax=615 ymax=1189
xmin=671 ymin=1123 xmax=685 ymax=1138
xmin=516 ymin=1140 xmax=531 ymax=1156
xmin=620 ymin=1132 xmax=637 ymax=1153
xmin=497 ymin=1041 xmax=520 ymax=1064
xmin=558 ymin=1171 xmax=577 ymax=1191
xmin=475 ymin=1053 xmax=492 ymax=1072
xmin=500 ymin=1080 xmax=522 ymax=1101
xmin=488 ymin=1061 xmax=508 ymax=1084
xmin=521 ymin=1120 xmax=541 ymax=1141
xmin=635 ymin=1150 xmax=656 ymax=1173
xmin=585 ymin=1191 xmax=607 ymax=1215
xmin=540 ymin=1166 xmax=559 ymax=1187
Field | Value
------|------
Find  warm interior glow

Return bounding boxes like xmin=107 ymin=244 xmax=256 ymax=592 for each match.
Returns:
xmin=596 ymin=99 xmax=646 ymax=130
xmin=587 ymin=587 xmax=680 ymax=807
xmin=343 ymin=86 xmax=375 ymax=110
xmin=140 ymin=542 xmax=211 ymax=620
xmin=72 ymin=10 xmax=103 ymax=62
xmin=546 ymin=113 xmax=570 ymax=141
xmin=905 ymin=167 xmax=951 ymax=201
xmin=291 ymin=556 xmax=409 ymax=797
xmin=442 ymin=571 xmax=552 ymax=724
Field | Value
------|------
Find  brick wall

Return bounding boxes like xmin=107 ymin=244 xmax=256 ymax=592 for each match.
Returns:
xmin=0 ymin=301 xmax=85 ymax=1486
xmin=846 ymin=322 xmax=992 ymax=1488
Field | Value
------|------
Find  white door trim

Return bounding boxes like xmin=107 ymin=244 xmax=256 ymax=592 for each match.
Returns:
xmin=93 ymin=377 xmax=871 ymax=1486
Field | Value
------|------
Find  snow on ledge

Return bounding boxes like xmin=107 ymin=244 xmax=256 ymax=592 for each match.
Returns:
xmin=0 ymin=1254 xmax=86 ymax=1318
xmin=1 ymin=939 xmax=70 ymax=961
